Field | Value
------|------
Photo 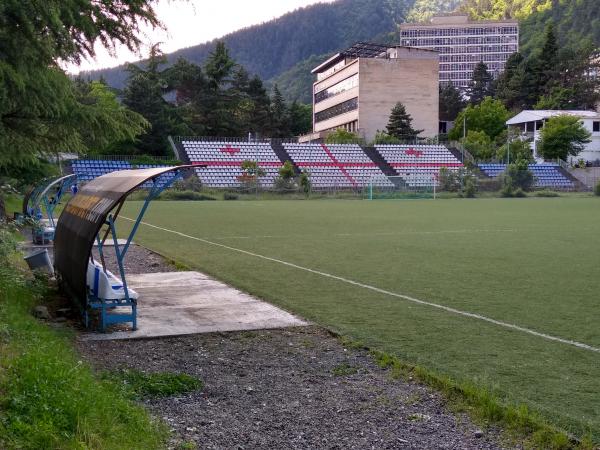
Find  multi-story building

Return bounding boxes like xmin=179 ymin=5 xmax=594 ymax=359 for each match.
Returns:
xmin=399 ymin=14 xmax=519 ymax=88
xmin=307 ymin=42 xmax=439 ymax=142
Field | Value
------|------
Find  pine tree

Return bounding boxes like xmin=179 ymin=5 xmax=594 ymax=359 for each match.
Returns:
xmin=270 ymin=85 xmax=290 ymax=138
xmin=386 ymin=103 xmax=423 ymax=140
xmin=247 ymin=76 xmax=272 ymax=136
xmin=123 ymin=45 xmax=189 ymax=156
xmin=439 ymin=83 xmax=465 ymax=122
xmin=203 ymin=41 xmax=238 ymax=136
xmin=467 ymin=62 xmax=494 ymax=105
xmin=0 ymin=0 xmax=159 ymax=168
xmin=288 ymin=102 xmax=312 ymax=136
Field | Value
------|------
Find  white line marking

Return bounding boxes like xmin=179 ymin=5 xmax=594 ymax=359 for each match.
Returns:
xmin=122 ymin=217 xmax=600 ymax=354
xmin=199 ymin=229 xmax=517 ymax=241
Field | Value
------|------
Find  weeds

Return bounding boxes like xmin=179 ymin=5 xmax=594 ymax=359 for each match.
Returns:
xmin=331 ymin=363 xmax=358 ymax=376
xmin=0 ymin=225 xmax=168 ymax=450
xmin=103 ymin=369 xmax=202 ymax=399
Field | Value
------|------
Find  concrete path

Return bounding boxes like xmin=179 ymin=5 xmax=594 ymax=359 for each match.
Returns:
xmin=82 ymin=271 xmax=307 ymax=341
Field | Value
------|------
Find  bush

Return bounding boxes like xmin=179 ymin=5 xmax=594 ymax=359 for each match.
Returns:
xmin=224 ymin=192 xmax=238 ymax=200
xmin=463 ymin=177 xmax=477 ymax=198
xmin=373 ymin=130 xmax=401 ymax=145
xmin=514 ymin=188 xmax=527 ymax=197
xmin=439 ymin=167 xmax=460 ymax=192
xmin=325 ymin=129 xmax=363 ymax=144
xmin=500 ymin=182 xmax=514 ymax=197
xmin=173 ymin=176 xmax=203 ymax=192
xmin=535 ymin=190 xmax=560 ymax=198
xmin=595 ymin=180 xmax=600 ymax=196
xmin=501 ymin=159 xmax=535 ymax=192
xmin=160 ymin=190 xmax=215 ymax=201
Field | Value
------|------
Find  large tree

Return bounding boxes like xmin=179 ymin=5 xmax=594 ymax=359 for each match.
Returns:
xmin=386 ymin=103 xmax=423 ymax=140
xmin=122 ymin=45 xmax=190 ymax=156
xmin=538 ymin=115 xmax=591 ymax=161
xmin=467 ymin=62 xmax=495 ymax=105
xmin=449 ymin=97 xmax=511 ymax=141
xmin=0 ymin=0 xmax=161 ymax=217
xmin=270 ymin=85 xmax=290 ymax=138
xmin=439 ymin=83 xmax=465 ymax=122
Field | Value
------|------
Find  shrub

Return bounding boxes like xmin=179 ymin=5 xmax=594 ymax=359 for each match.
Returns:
xmin=500 ymin=182 xmax=514 ymax=198
xmin=595 ymin=180 xmax=600 ymax=196
xmin=160 ymin=190 xmax=215 ymax=201
xmin=463 ymin=177 xmax=477 ymax=198
xmin=325 ymin=129 xmax=362 ymax=144
xmin=224 ymin=193 xmax=238 ymax=200
xmin=373 ymin=130 xmax=401 ymax=145
xmin=299 ymin=171 xmax=311 ymax=196
xmin=514 ymin=188 xmax=527 ymax=198
xmin=535 ymin=190 xmax=560 ymax=198
xmin=439 ymin=167 xmax=460 ymax=192
xmin=173 ymin=176 xmax=203 ymax=192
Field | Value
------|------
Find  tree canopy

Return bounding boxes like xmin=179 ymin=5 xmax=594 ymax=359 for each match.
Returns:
xmin=0 ymin=0 xmax=159 ymax=168
xmin=449 ymin=98 xmax=511 ymax=141
xmin=538 ymin=115 xmax=592 ymax=160
xmin=386 ymin=103 xmax=423 ymax=140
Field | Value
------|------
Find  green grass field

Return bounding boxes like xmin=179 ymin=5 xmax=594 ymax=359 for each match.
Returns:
xmin=120 ymin=197 xmax=600 ymax=440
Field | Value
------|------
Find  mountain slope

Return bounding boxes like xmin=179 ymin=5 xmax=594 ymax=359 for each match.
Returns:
xmin=86 ymin=0 xmax=414 ymax=89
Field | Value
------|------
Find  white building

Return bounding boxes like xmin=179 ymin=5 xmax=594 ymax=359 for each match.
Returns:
xmin=506 ymin=110 xmax=600 ymax=163
xmin=399 ymin=14 xmax=519 ymax=88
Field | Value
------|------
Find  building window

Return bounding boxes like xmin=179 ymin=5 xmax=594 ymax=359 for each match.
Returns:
xmin=593 ymin=121 xmax=600 ymax=132
xmin=314 ymin=74 xmax=359 ymax=103
xmin=315 ymin=97 xmax=358 ymax=123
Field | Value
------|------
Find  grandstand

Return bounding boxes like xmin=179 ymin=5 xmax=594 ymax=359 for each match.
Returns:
xmin=71 ymin=160 xmax=170 ymax=182
xmin=71 ymin=160 xmax=174 ymax=188
xmin=181 ymin=140 xmax=281 ymax=188
xmin=71 ymin=141 xmax=584 ymax=192
xmin=478 ymin=163 xmax=575 ymax=189
xmin=283 ymin=143 xmax=393 ymax=189
xmin=376 ymin=144 xmax=463 ymax=187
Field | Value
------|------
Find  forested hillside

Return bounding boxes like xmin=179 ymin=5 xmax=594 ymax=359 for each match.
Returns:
xmin=86 ymin=0 xmax=600 ymax=105
xmin=86 ymin=0 xmax=415 ymax=89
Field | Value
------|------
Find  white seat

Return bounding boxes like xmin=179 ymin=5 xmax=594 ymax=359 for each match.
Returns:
xmin=87 ymin=260 xmax=138 ymax=301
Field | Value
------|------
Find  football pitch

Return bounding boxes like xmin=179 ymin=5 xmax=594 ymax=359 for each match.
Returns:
xmin=121 ymin=197 xmax=600 ymax=438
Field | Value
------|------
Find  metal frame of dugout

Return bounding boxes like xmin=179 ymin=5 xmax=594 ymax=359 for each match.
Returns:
xmin=22 ymin=174 xmax=78 ymax=244
xmin=53 ymin=166 xmax=195 ymax=332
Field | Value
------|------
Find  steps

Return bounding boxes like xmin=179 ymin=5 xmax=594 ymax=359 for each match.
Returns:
xmin=557 ymin=166 xmax=588 ymax=190
xmin=271 ymin=140 xmax=301 ymax=175
xmin=362 ymin=147 xmax=396 ymax=176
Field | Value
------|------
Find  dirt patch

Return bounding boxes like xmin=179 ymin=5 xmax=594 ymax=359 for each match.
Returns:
xmin=91 ymin=244 xmax=178 ymax=275
xmin=78 ymin=327 xmax=511 ymax=449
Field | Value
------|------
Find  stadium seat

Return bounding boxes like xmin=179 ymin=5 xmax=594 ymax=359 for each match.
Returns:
xmin=283 ymin=143 xmax=393 ymax=189
xmin=375 ymin=145 xmax=463 ymax=187
xmin=477 ymin=163 xmax=575 ymax=189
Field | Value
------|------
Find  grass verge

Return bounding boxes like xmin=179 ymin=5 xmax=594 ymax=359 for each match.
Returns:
xmin=0 ymin=228 xmax=167 ymax=450
xmin=337 ymin=334 xmax=592 ymax=449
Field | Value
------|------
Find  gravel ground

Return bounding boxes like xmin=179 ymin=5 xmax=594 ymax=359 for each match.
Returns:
xmin=91 ymin=243 xmax=177 ymax=274
xmin=79 ymin=326 xmax=511 ymax=450
xmin=76 ymin=244 xmax=513 ymax=449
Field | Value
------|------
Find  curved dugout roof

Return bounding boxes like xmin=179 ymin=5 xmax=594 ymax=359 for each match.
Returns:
xmin=23 ymin=174 xmax=77 ymax=216
xmin=54 ymin=166 xmax=191 ymax=305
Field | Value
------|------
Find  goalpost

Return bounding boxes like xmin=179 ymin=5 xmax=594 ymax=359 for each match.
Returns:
xmin=367 ymin=174 xmax=437 ymax=200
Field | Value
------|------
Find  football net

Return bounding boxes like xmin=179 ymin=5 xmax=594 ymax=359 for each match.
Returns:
xmin=366 ymin=174 xmax=437 ymax=200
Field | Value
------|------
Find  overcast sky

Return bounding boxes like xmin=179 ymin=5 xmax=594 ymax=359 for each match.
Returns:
xmin=67 ymin=0 xmax=334 ymax=73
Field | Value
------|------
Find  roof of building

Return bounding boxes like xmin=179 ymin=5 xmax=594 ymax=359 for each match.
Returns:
xmin=506 ymin=110 xmax=600 ymax=125
xmin=400 ymin=14 xmax=518 ymax=28
xmin=311 ymin=42 xmax=436 ymax=74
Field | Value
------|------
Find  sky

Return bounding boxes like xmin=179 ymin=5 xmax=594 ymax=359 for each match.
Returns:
xmin=68 ymin=0 xmax=333 ymax=73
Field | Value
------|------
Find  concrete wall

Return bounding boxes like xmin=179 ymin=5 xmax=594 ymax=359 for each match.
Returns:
xmin=358 ymin=56 xmax=439 ymax=142
xmin=569 ymin=167 xmax=600 ymax=189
